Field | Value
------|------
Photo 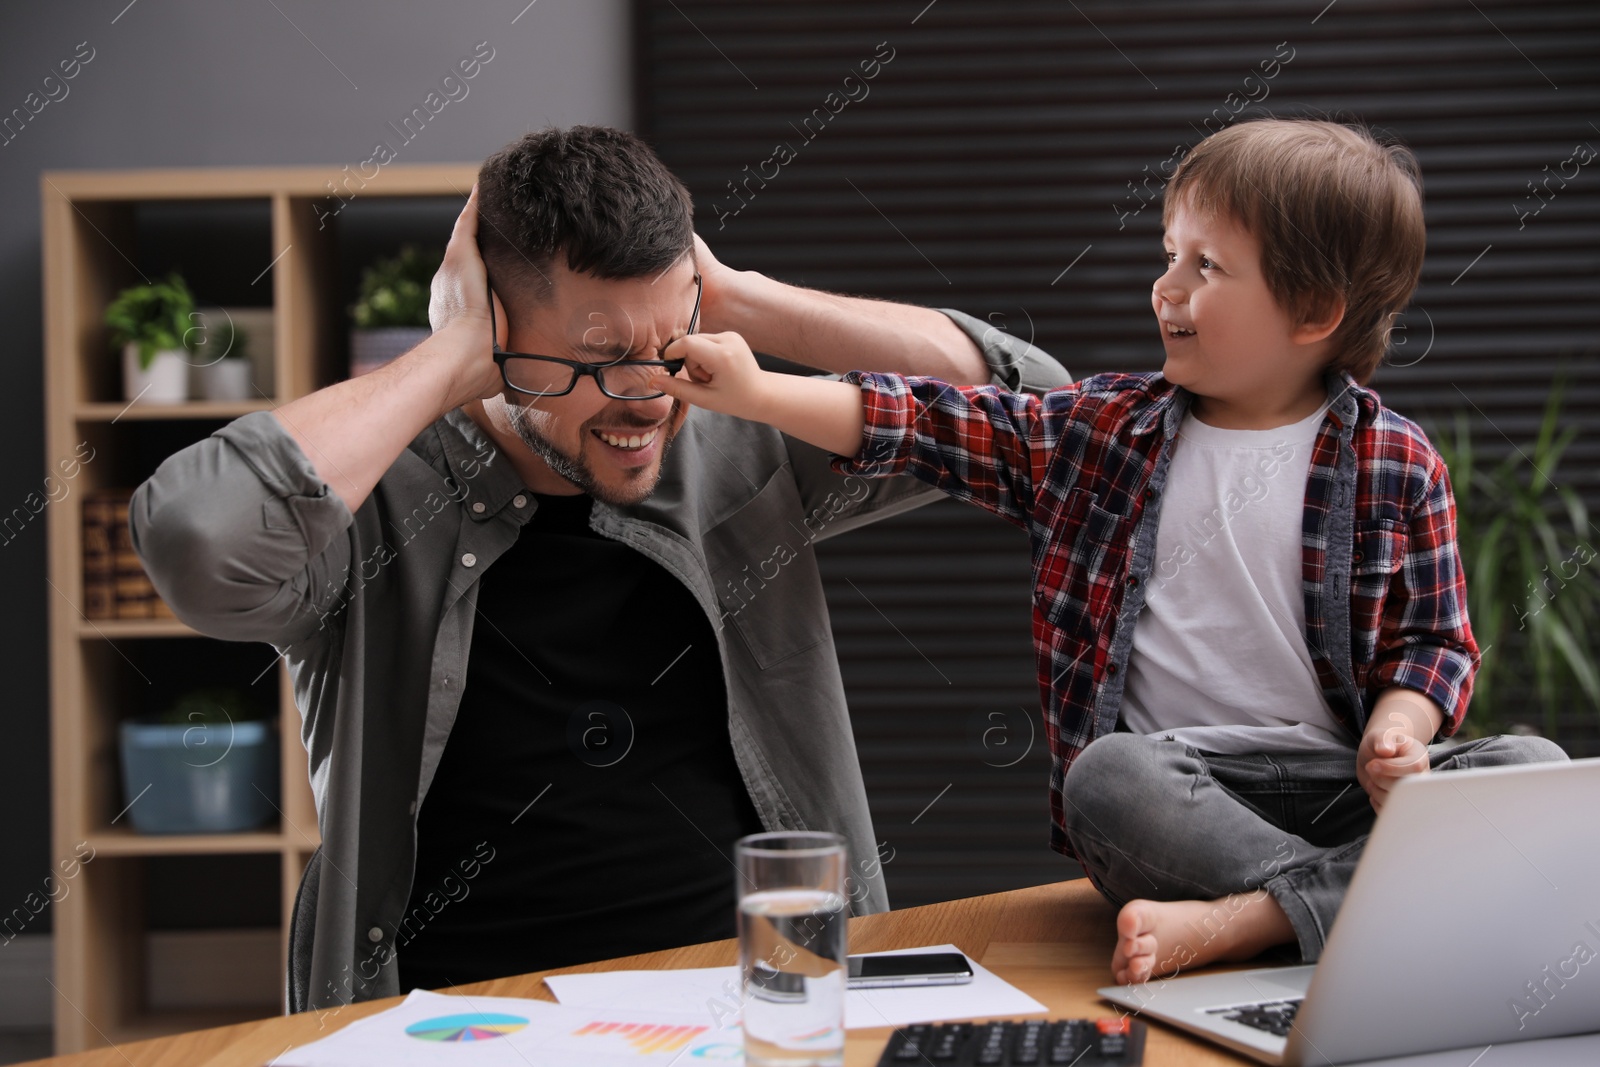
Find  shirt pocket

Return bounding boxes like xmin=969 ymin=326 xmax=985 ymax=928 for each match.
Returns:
xmin=1349 ymin=519 xmax=1409 ymax=659
xmin=1032 ymin=487 xmax=1130 ymax=639
xmin=705 ymin=465 xmax=828 ymax=669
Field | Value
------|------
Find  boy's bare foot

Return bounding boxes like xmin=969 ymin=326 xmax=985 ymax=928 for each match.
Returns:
xmin=1111 ymin=891 xmax=1296 ymax=985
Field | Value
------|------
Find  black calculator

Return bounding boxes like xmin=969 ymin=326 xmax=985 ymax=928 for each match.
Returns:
xmin=875 ymin=1017 xmax=1146 ymax=1065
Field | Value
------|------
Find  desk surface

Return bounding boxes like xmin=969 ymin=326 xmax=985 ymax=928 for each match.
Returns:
xmin=27 ymin=879 xmax=1250 ymax=1066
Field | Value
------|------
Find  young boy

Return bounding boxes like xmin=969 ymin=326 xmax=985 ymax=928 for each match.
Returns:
xmin=652 ymin=119 xmax=1567 ymax=985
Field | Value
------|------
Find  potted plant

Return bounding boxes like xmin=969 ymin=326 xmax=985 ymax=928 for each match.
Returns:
xmin=104 ymin=272 xmax=196 ymax=404
xmin=117 ymin=687 xmax=280 ymax=834
xmin=349 ymin=244 xmax=441 ymax=377
xmin=1432 ymin=375 xmax=1600 ymax=742
xmin=189 ymin=310 xmax=255 ymax=401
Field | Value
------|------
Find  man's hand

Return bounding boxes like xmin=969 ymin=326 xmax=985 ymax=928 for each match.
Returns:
xmin=654 ymin=331 xmax=772 ymax=419
xmin=427 ymin=182 xmax=506 ymax=408
xmin=1357 ymin=690 xmax=1443 ymax=812
xmin=686 ymin=231 xmax=994 ymax=384
xmin=690 ymin=233 xmax=743 ymax=333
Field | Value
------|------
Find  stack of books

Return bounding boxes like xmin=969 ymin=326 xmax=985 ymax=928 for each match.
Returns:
xmin=83 ymin=488 xmax=175 ymax=620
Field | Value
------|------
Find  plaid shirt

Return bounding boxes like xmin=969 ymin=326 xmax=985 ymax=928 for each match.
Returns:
xmin=834 ymin=369 xmax=1477 ymax=859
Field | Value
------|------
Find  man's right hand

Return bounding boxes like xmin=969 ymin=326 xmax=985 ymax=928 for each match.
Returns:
xmin=270 ymin=183 xmax=513 ymax=513
xmin=428 ymin=182 xmax=506 ymax=408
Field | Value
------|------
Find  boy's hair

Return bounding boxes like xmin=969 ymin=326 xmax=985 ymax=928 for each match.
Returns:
xmin=1163 ymin=118 xmax=1425 ymax=384
xmin=476 ymin=125 xmax=694 ymax=304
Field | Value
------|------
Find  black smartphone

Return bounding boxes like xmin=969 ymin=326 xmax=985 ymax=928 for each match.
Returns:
xmin=846 ymin=951 xmax=975 ymax=989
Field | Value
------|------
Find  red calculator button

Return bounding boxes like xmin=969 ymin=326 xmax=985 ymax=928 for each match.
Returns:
xmin=1096 ymin=1017 xmax=1131 ymax=1035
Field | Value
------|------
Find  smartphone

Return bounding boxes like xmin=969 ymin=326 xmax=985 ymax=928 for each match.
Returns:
xmin=846 ymin=951 xmax=975 ymax=989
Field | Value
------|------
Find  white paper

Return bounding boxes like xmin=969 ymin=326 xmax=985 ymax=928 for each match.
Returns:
xmin=543 ymin=943 xmax=1048 ymax=1030
xmin=271 ymin=988 xmax=747 ymax=1066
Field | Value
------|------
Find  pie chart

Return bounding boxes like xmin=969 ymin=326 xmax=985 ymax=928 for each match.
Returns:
xmin=405 ymin=1012 xmax=530 ymax=1041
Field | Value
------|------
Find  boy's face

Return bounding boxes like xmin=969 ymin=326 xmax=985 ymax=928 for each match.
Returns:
xmin=1152 ymin=201 xmax=1332 ymax=428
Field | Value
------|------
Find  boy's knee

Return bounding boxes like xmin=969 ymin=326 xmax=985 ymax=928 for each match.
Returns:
xmin=1441 ymin=733 xmax=1568 ymax=770
xmin=1495 ymin=735 xmax=1569 ymax=766
xmin=1061 ymin=732 xmax=1184 ymax=832
xmin=1063 ymin=732 xmax=1159 ymax=797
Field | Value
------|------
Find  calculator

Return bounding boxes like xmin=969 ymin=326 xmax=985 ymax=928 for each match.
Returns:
xmin=875 ymin=1017 xmax=1145 ymax=1065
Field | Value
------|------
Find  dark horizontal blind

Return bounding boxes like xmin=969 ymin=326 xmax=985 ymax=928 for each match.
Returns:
xmin=636 ymin=0 xmax=1600 ymax=905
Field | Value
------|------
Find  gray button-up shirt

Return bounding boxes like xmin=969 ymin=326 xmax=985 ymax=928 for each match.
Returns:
xmin=130 ymin=309 xmax=1067 ymax=1008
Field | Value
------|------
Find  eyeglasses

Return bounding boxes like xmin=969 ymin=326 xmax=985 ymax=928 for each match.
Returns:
xmin=489 ymin=271 xmax=700 ymax=401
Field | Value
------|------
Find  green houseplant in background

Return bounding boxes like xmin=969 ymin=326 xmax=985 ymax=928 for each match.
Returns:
xmin=104 ymin=272 xmax=197 ymax=404
xmin=348 ymin=244 xmax=442 ymax=377
xmin=1433 ymin=376 xmax=1600 ymax=743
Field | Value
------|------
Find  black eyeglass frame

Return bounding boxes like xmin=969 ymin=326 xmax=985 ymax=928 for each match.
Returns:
xmin=488 ymin=271 xmax=701 ymax=401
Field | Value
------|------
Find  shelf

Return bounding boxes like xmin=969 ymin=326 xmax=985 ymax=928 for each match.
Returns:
xmin=79 ymin=618 xmax=198 ymax=639
xmin=45 ymin=165 xmax=470 ymax=1055
xmin=86 ymin=826 xmax=286 ymax=857
xmin=75 ymin=399 xmax=276 ymax=422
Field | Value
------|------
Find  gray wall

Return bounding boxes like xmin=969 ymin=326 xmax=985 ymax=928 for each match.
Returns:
xmin=0 ymin=0 xmax=630 ymax=932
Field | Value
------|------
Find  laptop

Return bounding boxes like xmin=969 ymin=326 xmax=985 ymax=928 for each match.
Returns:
xmin=1098 ymin=757 xmax=1600 ymax=1065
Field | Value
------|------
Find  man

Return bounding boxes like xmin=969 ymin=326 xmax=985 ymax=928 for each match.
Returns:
xmin=131 ymin=126 xmax=1067 ymax=1009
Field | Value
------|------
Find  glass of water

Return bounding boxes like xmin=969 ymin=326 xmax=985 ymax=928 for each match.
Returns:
xmin=736 ymin=831 xmax=849 ymax=1067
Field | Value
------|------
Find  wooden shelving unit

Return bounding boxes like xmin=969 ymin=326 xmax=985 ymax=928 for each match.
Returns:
xmin=42 ymin=164 xmax=478 ymax=1053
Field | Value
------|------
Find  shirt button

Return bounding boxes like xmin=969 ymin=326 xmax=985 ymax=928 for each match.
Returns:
xmin=1352 ymin=551 xmax=1364 ymax=563
xmin=1143 ymin=488 xmax=1156 ymax=501
xmin=461 ymin=552 xmax=477 ymax=568
xmin=367 ymin=926 xmax=384 ymax=943
xmin=1127 ymin=576 xmax=1139 ymax=587
xmin=471 ymin=501 xmax=486 ymax=514
xmin=1107 ymin=663 xmax=1119 ymax=676
xmin=512 ymin=494 xmax=528 ymax=508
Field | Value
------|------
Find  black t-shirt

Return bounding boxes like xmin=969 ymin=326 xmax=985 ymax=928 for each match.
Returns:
xmin=397 ymin=491 xmax=764 ymax=991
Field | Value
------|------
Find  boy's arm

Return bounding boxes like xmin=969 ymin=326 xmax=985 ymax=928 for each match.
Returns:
xmin=1356 ymin=452 xmax=1477 ymax=810
xmin=657 ymin=333 xmax=868 ymax=456
xmin=1368 ymin=454 xmax=1479 ymax=733
xmin=657 ymin=332 xmax=1054 ymax=526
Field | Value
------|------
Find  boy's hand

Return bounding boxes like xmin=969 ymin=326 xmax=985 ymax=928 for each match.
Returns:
xmin=1357 ymin=708 xmax=1431 ymax=812
xmin=654 ymin=331 xmax=774 ymax=419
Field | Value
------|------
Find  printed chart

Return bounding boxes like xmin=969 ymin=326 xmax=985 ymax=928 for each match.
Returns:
xmin=404 ymin=1012 xmax=530 ymax=1042
xmin=274 ymin=989 xmax=744 ymax=1066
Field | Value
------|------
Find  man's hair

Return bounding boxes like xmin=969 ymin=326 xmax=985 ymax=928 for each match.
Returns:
xmin=1162 ymin=117 xmax=1425 ymax=384
xmin=476 ymin=125 xmax=694 ymax=304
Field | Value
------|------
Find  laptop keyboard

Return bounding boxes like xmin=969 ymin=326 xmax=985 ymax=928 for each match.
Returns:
xmin=876 ymin=1018 xmax=1146 ymax=1064
xmin=1205 ymin=998 xmax=1302 ymax=1037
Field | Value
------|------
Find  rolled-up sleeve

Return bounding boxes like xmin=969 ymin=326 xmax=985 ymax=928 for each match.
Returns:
xmin=1371 ymin=457 xmax=1478 ymax=739
xmin=129 ymin=411 xmax=355 ymax=645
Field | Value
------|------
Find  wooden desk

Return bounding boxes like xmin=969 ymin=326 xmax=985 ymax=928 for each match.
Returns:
xmin=26 ymin=879 xmax=1248 ymax=1066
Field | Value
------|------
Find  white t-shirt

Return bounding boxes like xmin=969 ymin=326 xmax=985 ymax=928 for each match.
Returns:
xmin=1119 ymin=397 xmax=1357 ymax=754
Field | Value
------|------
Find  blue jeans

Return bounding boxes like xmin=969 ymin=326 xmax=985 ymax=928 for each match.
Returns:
xmin=1059 ymin=731 xmax=1568 ymax=962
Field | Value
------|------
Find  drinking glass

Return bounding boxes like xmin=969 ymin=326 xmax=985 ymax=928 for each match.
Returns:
xmin=736 ymin=831 xmax=849 ymax=1067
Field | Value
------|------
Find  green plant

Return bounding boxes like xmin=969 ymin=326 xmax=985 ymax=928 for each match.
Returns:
xmin=158 ymin=687 xmax=262 ymax=726
xmin=104 ymin=273 xmax=197 ymax=370
xmin=192 ymin=312 xmax=249 ymax=363
xmin=1433 ymin=376 xmax=1600 ymax=739
xmin=350 ymin=245 xmax=442 ymax=329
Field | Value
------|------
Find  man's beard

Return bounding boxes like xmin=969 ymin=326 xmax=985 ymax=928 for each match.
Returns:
xmin=507 ymin=400 xmax=684 ymax=506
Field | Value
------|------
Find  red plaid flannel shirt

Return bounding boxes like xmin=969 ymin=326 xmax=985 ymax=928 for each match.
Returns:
xmin=833 ymin=370 xmax=1478 ymax=859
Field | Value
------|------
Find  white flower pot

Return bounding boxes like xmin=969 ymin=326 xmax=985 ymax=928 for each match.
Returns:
xmin=195 ymin=359 xmax=254 ymax=401
xmin=123 ymin=344 xmax=189 ymax=404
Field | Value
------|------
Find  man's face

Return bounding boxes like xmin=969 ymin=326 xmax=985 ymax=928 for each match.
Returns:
xmin=487 ymin=257 xmax=697 ymax=505
xmin=1152 ymin=201 xmax=1328 ymax=426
